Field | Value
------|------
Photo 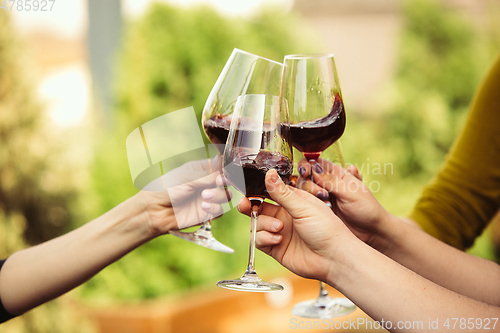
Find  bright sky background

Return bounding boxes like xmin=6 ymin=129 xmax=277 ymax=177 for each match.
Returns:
xmin=10 ymin=0 xmax=292 ymax=127
xmin=12 ymin=0 xmax=292 ymax=39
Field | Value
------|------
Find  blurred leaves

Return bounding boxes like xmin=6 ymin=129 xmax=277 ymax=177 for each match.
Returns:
xmin=0 ymin=13 xmax=92 ymax=333
xmin=0 ymin=14 xmax=78 ymax=247
xmin=77 ymin=3 xmax=313 ymax=303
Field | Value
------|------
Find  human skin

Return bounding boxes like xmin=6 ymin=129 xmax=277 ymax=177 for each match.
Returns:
xmin=0 ymin=158 xmax=229 ymax=316
xmin=238 ymin=169 xmax=500 ymax=332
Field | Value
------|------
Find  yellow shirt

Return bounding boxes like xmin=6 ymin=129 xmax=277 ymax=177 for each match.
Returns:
xmin=409 ymin=52 xmax=500 ymax=250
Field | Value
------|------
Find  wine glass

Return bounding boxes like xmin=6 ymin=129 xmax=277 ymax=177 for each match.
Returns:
xmin=202 ymin=48 xmax=283 ymax=150
xmin=169 ymin=49 xmax=283 ymax=253
xmin=282 ymin=54 xmax=356 ymax=317
xmin=217 ymin=94 xmax=293 ymax=292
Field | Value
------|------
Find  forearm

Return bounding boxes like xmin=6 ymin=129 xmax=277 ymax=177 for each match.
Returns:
xmin=372 ymin=214 xmax=500 ymax=306
xmin=329 ymin=239 xmax=500 ymax=333
xmin=0 ymin=193 xmax=160 ymax=315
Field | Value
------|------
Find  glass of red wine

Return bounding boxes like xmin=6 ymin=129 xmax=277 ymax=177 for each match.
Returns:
xmin=203 ymin=48 xmax=283 ymax=150
xmin=169 ymin=49 xmax=283 ymax=253
xmin=217 ymin=94 xmax=293 ymax=292
xmin=282 ymin=54 xmax=356 ymax=317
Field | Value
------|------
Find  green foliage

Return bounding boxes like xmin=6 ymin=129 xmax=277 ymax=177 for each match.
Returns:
xmin=382 ymin=0 xmax=486 ymax=178
xmin=0 ymin=14 xmax=78 ymax=246
xmin=0 ymin=13 xmax=93 ymax=333
xmin=342 ymin=0 xmax=500 ymax=228
xmin=77 ymin=3 xmax=314 ymax=303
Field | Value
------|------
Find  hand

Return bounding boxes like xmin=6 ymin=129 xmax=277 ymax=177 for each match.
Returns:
xmin=138 ymin=157 xmax=231 ymax=235
xmin=296 ymin=158 xmax=390 ymax=247
xmin=238 ymin=169 xmax=355 ymax=283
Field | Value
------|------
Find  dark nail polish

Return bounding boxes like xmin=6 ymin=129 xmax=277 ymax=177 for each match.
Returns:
xmin=313 ymin=163 xmax=324 ymax=174
xmin=298 ymin=166 xmax=306 ymax=176
xmin=317 ymin=191 xmax=329 ymax=200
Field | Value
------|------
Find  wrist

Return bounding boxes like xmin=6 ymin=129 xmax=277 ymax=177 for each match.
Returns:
xmin=325 ymin=234 xmax=365 ymax=290
xmin=369 ymin=211 xmax=404 ymax=255
xmin=101 ymin=193 xmax=159 ymax=246
xmin=134 ymin=190 xmax=177 ymax=238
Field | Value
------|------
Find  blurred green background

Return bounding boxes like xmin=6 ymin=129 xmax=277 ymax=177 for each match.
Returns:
xmin=1 ymin=0 xmax=500 ymax=331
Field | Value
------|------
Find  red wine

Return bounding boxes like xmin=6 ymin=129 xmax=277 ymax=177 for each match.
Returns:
xmin=224 ymin=150 xmax=293 ymax=200
xmin=290 ymin=93 xmax=346 ymax=160
xmin=203 ymin=114 xmax=231 ymax=153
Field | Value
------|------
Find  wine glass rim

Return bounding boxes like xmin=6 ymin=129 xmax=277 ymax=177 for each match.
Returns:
xmin=233 ymin=48 xmax=283 ymax=66
xmin=284 ymin=53 xmax=335 ymax=59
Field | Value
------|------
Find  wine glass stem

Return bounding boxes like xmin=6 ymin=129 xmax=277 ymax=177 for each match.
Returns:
xmin=200 ymin=218 xmax=212 ymax=232
xmin=246 ymin=199 xmax=262 ymax=275
xmin=193 ymin=215 xmax=212 ymax=238
xmin=319 ymin=281 xmax=329 ymax=299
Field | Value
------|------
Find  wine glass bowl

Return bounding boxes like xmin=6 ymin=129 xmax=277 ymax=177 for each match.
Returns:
xmin=202 ymin=49 xmax=284 ymax=153
xmin=217 ymin=94 xmax=292 ymax=292
xmin=283 ymin=54 xmax=346 ymax=161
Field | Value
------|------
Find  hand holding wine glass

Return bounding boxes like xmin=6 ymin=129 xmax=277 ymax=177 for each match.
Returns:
xmin=236 ymin=169 xmax=360 ymax=288
xmin=217 ymin=94 xmax=293 ymax=292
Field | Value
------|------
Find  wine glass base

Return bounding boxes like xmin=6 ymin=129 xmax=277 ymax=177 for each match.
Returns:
xmin=292 ymin=297 xmax=356 ymax=319
xmin=217 ymin=274 xmax=284 ymax=292
xmin=169 ymin=230 xmax=234 ymax=254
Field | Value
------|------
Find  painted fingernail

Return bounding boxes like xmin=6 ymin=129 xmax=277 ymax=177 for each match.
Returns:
xmin=201 ymin=202 xmax=212 ymax=210
xmin=273 ymin=234 xmax=281 ymax=243
xmin=317 ymin=191 xmax=329 ymax=200
xmin=272 ymin=220 xmax=281 ymax=231
xmin=201 ymin=190 xmax=215 ymax=200
xmin=313 ymin=163 xmax=324 ymax=174
xmin=269 ymin=169 xmax=279 ymax=183
xmin=298 ymin=166 xmax=306 ymax=176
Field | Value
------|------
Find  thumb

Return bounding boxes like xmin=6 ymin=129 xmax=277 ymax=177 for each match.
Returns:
xmin=265 ymin=169 xmax=321 ymax=219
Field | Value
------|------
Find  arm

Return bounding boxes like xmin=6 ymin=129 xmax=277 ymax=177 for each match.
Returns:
xmin=296 ymin=159 xmax=500 ymax=305
xmin=331 ymin=234 xmax=500 ymax=333
xmin=0 ymin=192 xmax=162 ymax=316
xmin=0 ymin=158 xmax=229 ymax=317
xmin=244 ymin=171 xmax=500 ymax=332
xmin=373 ymin=213 xmax=500 ymax=307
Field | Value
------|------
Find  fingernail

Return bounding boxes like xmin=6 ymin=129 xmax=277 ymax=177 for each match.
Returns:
xmin=201 ymin=202 xmax=212 ymax=210
xmin=273 ymin=234 xmax=281 ymax=243
xmin=269 ymin=169 xmax=279 ymax=184
xmin=272 ymin=220 xmax=281 ymax=231
xmin=317 ymin=191 xmax=329 ymax=200
xmin=298 ymin=166 xmax=306 ymax=176
xmin=201 ymin=190 xmax=215 ymax=200
xmin=313 ymin=163 xmax=324 ymax=174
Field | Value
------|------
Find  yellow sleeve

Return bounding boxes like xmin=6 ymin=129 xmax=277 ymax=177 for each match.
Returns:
xmin=409 ymin=52 xmax=500 ymax=250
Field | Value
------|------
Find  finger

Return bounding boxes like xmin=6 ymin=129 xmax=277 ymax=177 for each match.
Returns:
xmin=237 ymin=197 xmax=282 ymax=218
xmin=296 ymin=176 xmax=330 ymax=201
xmin=297 ymin=159 xmax=311 ymax=178
xmin=347 ymin=164 xmax=363 ymax=181
xmin=255 ymin=230 xmax=282 ymax=255
xmin=265 ymin=169 xmax=325 ymax=219
xmin=216 ymin=174 xmax=229 ymax=187
xmin=255 ymin=215 xmax=284 ymax=233
xmin=201 ymin=187 xmax=232 ymax=204
xmin=311 ymin=162 xmax=362 ymax=196
xmin=201 ymin=202 xmax=224 ymax=218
